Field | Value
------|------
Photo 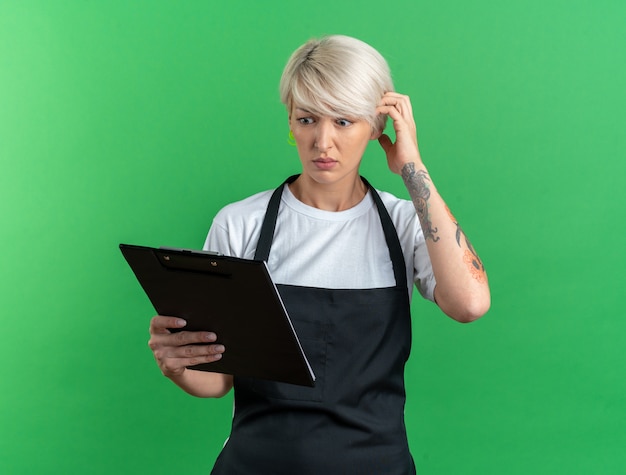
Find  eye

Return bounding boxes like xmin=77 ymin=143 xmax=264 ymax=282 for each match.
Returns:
xmin=297 ymin=117 xmax=315 ymax=125
xmin=336 ymin=118 xmax=353 ymax=127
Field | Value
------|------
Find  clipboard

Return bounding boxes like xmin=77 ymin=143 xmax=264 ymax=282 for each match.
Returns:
xmin=120 ymin=243 xmax=315 ymax=387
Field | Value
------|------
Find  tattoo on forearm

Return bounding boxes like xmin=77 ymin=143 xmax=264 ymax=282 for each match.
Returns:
xmin=445 ymin=205 xmax=487 ymax=283
xmin=402 ymin=162 xmax=487 ymax=283
xmin=464 ymin=249 xmax=487 ymax=283
xmin=401 ymin=163 xmax=439 ymax=242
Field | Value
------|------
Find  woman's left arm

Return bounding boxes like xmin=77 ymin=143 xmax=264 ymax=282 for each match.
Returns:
xmin=377 ymin=92 xmax=490 ymax=322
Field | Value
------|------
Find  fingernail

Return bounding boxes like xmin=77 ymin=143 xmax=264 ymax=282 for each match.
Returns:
xmin=215 ymin=345 xmax=225 ymax=353
xmin=177 ymin=319 xmax=186 ymax=327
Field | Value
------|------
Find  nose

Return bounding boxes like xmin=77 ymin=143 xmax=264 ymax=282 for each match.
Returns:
xmin=314 ymin=120 xmax=334 ymax=153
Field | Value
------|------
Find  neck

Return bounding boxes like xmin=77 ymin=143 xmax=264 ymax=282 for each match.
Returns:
xmin=289 ymin=174 xmax=368 ymax=211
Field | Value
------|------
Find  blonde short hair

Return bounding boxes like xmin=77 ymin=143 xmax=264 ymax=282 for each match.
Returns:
xmin=279 ymin=35 xmax=394 ymax=133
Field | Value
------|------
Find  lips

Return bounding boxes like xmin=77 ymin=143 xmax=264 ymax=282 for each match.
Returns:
xmin=313 ymin=158 xmax=338 ymax=170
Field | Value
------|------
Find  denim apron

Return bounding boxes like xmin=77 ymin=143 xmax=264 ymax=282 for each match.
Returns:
xmin=211 ymin=176 xmax=416 ymax=474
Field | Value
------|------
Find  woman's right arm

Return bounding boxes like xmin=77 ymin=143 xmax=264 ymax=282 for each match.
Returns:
xmin=148 ymin=315 xmax=233 ymax=398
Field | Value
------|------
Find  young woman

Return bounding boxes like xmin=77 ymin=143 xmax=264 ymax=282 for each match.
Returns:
xmin=149 ymin=35 xmax=490 ymax=474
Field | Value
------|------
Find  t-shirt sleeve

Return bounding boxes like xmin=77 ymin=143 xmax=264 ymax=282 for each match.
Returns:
xmin=202 ymin=218 xmax=232 ymax=256
xmin=201 ymin=189 xmax=272 ymax=259
xmin=378 ymin=190 xmax=437 ymax=302
xmin=413 ymin=224 xmax=437 ymax=302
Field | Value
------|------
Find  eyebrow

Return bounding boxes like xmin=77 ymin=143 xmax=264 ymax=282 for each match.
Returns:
xmin=294 ymin=106 xmax=359 ymax=121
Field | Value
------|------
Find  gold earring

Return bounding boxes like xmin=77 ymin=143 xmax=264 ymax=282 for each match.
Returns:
xmin=287 ymin=130 xmax=296 ymax=147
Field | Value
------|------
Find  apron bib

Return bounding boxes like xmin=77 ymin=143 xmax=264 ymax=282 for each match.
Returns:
xmin=211 ymin=176 xmax=416 ymax=475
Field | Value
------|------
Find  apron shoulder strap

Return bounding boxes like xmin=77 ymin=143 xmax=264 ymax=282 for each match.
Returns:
xmin=254 ymin=175 xmax=298 ymax=262
xmin=360 ymin=177 xmax=408 ymax=290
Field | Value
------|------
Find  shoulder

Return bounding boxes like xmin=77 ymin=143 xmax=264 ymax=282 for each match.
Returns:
xmin=375 ymin=189 xmax=418 ymax=224
xmin=205 ymin=189 xmax=275 ymax=258
xmin=374 ymin=187 xmax=426 ymax=250
xmin=212 ymin=189 xmax=274 ymax=227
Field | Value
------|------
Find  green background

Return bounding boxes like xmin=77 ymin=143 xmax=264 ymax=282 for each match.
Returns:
xmin=1 ymin=1 xmax=624 ymax=473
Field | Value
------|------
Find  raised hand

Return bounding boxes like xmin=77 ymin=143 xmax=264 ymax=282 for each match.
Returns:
xmin=376 ymin=92 xmax=422 ymax=175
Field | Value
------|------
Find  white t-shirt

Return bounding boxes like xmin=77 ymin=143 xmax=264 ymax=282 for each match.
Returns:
xmin=204 ymin=184 xmax=436 ymax=301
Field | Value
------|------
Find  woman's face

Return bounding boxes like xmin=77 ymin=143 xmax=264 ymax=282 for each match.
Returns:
xmin=289 ymin=103 xmax=378 ymax=186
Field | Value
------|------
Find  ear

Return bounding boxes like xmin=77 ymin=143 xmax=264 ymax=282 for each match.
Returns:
xmin=370 ymin=127 xmax=383 ymax=140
